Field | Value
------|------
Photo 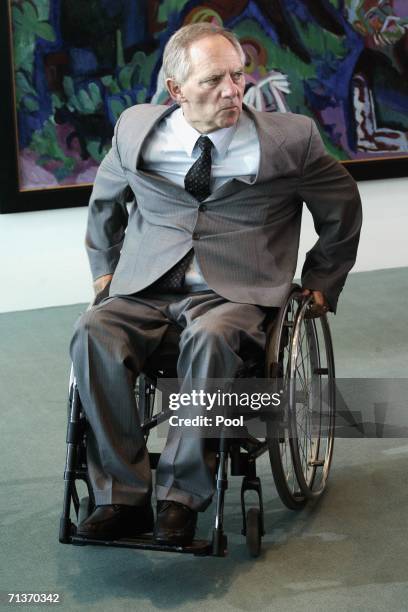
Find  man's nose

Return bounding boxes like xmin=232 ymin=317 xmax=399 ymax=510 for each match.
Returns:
xmin=220 ymin=75 xmax=240 ymax=98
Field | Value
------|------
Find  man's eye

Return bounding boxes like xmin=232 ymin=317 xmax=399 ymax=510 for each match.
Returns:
xmin=206 ymin=77 xmax=221 ymax=85
xmin=232 ymin=72 xmax=244 ymax=81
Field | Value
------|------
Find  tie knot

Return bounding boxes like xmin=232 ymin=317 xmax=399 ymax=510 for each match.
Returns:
xmin=197 ymin=135 xmax=213 ymax=154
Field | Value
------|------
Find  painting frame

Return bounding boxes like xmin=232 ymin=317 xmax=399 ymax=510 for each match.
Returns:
xmin=0 ymin=0 xmax=91 ymax=214
xmin=1 ymin=0 xmax=407 ymax=214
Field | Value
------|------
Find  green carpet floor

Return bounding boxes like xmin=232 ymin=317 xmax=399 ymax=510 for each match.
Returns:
xmin=1 ymin=267 xmax=407 ymax=611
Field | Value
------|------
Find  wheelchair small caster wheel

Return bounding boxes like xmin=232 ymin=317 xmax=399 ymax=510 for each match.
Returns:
xmin=246 ymin=507 xmax=262 ymax=558
xmin=59 ymin=517 xmax=73 ymax=543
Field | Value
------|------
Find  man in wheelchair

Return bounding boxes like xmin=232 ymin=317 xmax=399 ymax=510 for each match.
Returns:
xmin=69 ymin=23 xmax=362 ymax=547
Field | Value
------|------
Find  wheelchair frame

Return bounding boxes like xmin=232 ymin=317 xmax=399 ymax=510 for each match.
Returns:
xmin=59 ymin=284 xmax=335 ymax=557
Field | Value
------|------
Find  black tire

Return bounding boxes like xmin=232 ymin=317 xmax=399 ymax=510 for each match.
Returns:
xmin=288 ymin=299 xmax=336 ymax=499
xmin=265 ymin=287 xmax=307 ymax=510
xmin=246 ymin=508 xmax=262 ymax=558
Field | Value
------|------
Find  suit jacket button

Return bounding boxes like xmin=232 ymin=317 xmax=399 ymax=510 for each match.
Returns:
xmin=198 ymin=204 xmax=207 ymax=212
xmin=192 ymin=232 xmax=200 ymax=240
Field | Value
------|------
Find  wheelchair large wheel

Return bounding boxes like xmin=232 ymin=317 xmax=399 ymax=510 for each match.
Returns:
xmin=265 ymin=287 xmax=307 ymax=510
xmin=288 ymin=298 xmax=336 ymax=499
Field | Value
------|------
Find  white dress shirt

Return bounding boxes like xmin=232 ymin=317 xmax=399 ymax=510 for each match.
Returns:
xmin=141 ymin=107 xmax=260 ymax=289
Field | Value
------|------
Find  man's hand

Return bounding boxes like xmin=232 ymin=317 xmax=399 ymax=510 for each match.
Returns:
xmin=93 ymin=274 xmax=113 ymax=296
xmin=301 ymin=288 xmax=330 ymax=317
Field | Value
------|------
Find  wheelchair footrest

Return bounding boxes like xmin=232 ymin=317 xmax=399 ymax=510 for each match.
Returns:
xmin=70 ymin=534 xmax=213 ymax=556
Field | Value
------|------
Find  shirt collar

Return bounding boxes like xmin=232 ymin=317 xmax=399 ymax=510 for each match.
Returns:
xmin=171 ymin=107 xmax=238 ymax=159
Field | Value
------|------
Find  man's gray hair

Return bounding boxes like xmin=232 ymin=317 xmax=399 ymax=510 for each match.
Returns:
xmin=163 ymin=23 xmax=246 ymax=84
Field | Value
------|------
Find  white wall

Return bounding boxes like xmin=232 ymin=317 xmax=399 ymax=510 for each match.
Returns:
xmin=297 ymin=176 xmax=408 ymax=275
xmin=0 ymin=177 xmax=407 ymax=313
xmin=0 ymin=207 xmax=94 ymax=313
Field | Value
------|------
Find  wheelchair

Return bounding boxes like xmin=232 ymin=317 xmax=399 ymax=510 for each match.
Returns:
xmin=59 ymin=284 xmax=335 ymax=557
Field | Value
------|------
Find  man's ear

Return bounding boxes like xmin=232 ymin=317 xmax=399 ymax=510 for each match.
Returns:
xmin=166 ymin=78 xmax=186 ymax=103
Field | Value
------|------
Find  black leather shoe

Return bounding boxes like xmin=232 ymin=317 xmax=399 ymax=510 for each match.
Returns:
xmin=154 ymin=501 xmax=197 ymax=546
xmin=77 ymin=504 xmax=154 ymax=540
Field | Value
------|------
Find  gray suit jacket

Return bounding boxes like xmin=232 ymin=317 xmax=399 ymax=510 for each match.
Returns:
xmin=86 ymin=104 xmax=362 ymax=311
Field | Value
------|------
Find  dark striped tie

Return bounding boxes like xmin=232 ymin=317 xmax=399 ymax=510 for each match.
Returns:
xmin=150 ymin=136 xmax=213 ymax=292
xmin=184 ymin=135 xmax=213 ymax=201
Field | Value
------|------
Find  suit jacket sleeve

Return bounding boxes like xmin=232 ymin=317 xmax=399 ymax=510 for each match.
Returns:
xmin=297 ymin=119 xmax=362 ymax=312
xmin=85 ymin=114 xmax=130 ymax=281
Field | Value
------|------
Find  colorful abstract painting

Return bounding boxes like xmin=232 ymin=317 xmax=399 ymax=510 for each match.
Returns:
xmin=9 ymin=0 xmax=408 ymax=191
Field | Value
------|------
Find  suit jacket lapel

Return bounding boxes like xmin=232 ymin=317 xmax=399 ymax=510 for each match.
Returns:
xmin=244 ymin=105 xmax=288 ymax=182
xmin=134 ymin=104 xmax=179 ymax=171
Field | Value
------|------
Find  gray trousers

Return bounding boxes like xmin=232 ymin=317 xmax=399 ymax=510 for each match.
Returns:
xmin=70 ymin=290 xmax=266 ymax=511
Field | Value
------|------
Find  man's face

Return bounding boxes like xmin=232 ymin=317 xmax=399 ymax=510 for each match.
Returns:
xmin=167 ymin=35 xmax=246 ymax=134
